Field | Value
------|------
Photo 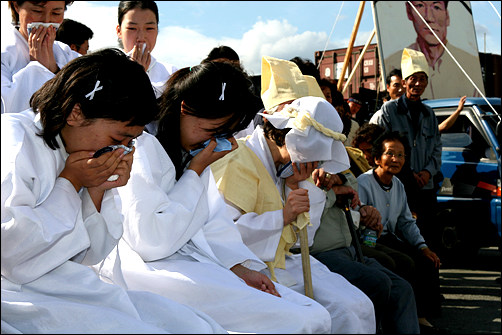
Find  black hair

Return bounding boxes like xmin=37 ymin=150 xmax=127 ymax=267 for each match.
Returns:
xmin=289 ymin=56 xmax=321 ymax=83
xmin=202 ymin=45 xmax=240 ymax=63
xmin=331 ymin=89 xmax=345 ymax=109
xmin=371 ymin=131 xmax=407 ymax=162
xmin=8 ymin=1 xmax=74 ymax=26
xmin=386 ymin=68 xmax=402 ymax=86
xmin=117 ymin=1 xmax=159 ymax=49
xmin=156 ymin=61 xmax=261 ymax=180
xmin=118 ymin=1 xmax=159 ymax=25
xmin=31 ymin=48 xmax=158 ymax=150
xmin=263 ymin=119 xmax=290 ymax=148
xmin=352 ymin=123 xmax=386 ymax=148
xmin=318 ymin=78 xmax=335 ymax=91
xmin=56 ymin=18 xmax=93 ymax=50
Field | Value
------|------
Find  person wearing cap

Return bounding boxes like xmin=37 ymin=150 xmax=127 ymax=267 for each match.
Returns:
xmin=347 ymin=95 xmax=362 ymax=119
xmin=369 ymin=48 xmax=444 ymax=332
xmin=211 ymin=56 xmax=377 ymax=334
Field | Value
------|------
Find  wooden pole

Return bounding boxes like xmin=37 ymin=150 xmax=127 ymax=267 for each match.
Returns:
xmin=299 ymin=226 xmax=314 ymax=298
xmin=342 ymin=29 xmax=376 ymax=94
xmin=337 ymin=1 xmax=366 ymax=92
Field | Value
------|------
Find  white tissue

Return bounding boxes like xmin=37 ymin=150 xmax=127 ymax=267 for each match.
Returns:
xmin=27 ymin=22 xmax=60 ymax=34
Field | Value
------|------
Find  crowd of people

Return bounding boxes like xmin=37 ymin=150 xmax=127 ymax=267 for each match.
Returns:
xmin=3 ymin=1 xmax=474 ymax=334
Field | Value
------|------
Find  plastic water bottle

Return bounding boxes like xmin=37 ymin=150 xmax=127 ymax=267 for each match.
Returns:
xmin=362 ymin=228 xmax=377 ymax=248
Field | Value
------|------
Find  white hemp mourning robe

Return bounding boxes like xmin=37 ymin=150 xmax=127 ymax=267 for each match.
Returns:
xmin=122 ymin=51 xmax=178 ymax=135
xmin=1 ymin=111 xmax=226 ymax=334
xmin=96 ymin=131 xmax=332 ymax=334
xmin=211 ymin=127 xmax=377 ymax=334
xmin=1 ymin=26 xmax=80 ymax=114
xmin=145 ymin=54 xmax=178 ymax=99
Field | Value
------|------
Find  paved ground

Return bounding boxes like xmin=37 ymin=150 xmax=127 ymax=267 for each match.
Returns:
xmin=428 ymin=246 xmax=501 ymax=334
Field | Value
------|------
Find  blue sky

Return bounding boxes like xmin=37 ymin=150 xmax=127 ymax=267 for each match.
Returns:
xmin=2 ymin=1 xmax=500 ymax=76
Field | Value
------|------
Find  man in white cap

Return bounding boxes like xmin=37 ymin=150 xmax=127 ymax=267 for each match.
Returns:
xmin=211 ymin=56 xmax=376 ymax=334
xmin=369 ymin=48 xmax=443 ymax=333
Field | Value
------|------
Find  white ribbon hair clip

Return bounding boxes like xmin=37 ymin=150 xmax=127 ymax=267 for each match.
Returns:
xmin=219 ymin=82 xmax=226 ymax=101
xmin=85 ymin=80 xmax=103 ymax=100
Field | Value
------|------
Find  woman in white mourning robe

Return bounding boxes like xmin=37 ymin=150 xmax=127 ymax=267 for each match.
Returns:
xmin=210 ymin=56 xmax=376 ymax=333
xmin=1 ymin=48 xmax=226 ymax=334
xmin=1 ymin=1 xmax=80 ymax=114
xmin=97 ymin=61 xmax=333 ymax=334
xmin=211 ymin=97 xmax=377 ymax=334
xmin=116 ymin=1 xmax=178 ymax=135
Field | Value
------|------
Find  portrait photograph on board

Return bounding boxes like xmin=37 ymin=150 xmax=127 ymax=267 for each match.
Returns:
xmin=372 ymin=1 xmax=485 ymax=100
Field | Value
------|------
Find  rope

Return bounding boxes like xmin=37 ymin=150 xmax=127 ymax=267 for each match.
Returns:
xmin=317 ymin=1 xmax=345 ymax=70
xmin=280 ymin=106 xmax=347 ymax=142
xmin=407 ymin=1 xmax=498 ymax=115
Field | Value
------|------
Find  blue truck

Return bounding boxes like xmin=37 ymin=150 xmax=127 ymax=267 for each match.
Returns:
xmin=423 ymin=97 xmax=501 ymax=262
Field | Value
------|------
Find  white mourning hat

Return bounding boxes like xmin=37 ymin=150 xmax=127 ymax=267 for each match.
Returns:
xmin=260 ymin=96 xmax=350 ymax=174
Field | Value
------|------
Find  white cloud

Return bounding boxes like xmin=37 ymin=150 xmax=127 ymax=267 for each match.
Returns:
xmin=155 ymin=26 xmax=219 ymax=70
xmin=4 ymin=1 xmax=332 ymax=75
xmin=144 ymin=18 xmax=331 ymax=76
xmin=236 ymin=19 xmax=328 ymax=75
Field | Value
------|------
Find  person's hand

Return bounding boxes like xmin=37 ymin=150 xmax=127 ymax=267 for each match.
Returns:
xmin=457 ymin=95 xmax=467 ymax=112
xmin=188 ymin=137 xmax=238 ymax=176
xmin=359 ymin=205 xmax=383 ymax=237
xmin=230 ymin=264 xmax=281 ymax=297
xmin=28 ymin=25 xmax=58 ymax=73
xmin=283 ymin=188 xmax=309 ymax=226
xmin=284 ymin=161 xmax=318 ymax=190
xmin=59 ymin=147 xmax=132 ymax=192
xmin=333 ymin=185 xmax=361 ymax=209
xmin=89 ymin=146 xmax=135 ymax=191
xmin=312 ymin=168 xmax=343 ymax=190
xmin=60 ymin=147 xmax=134 ymax=211
xmin=421 ymin=247 xmax=441 ymax=269
xmin=128 ymin=42 xmax=151 ymax=71
xmin=414 ymin=170 xmax=431 ymax=188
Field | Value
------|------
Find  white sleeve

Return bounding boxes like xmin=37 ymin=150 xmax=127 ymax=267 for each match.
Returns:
xmin=201 ymin=169 xmax=266 ymax=270
xmin=1 ymin=60 xmax=55 ymax=114
xmin=118 ymin=134 xmax=209 ymax=261
xmin=225 ymin=198 xmax=283 ymax=263
xmin=75 ymin=188 xmax=124 ymax=265
xmin=2 ymin=176 xmax=90 ymax=284
xmin=1 ymin=41 xmax=79 ymax=114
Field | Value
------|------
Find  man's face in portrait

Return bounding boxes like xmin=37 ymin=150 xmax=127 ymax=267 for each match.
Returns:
xmin=407 ymin=1 xmax=450 ymax=46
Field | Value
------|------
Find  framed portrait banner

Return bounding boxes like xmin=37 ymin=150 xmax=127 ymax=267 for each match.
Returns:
xmin=372 ymin=1 xmax=485 ymax=100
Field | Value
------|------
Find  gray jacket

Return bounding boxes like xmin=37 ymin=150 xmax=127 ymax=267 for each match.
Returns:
xmin=369 ymin=95 xmax=442 ymax=190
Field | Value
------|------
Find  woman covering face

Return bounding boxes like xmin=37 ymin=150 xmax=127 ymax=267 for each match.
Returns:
xmin=156 ymin=61 xmax=261 ymax=179
xmin=90 ymin=60 xmax=336 ymax=333
xmin=2 ymin=1 xmax=79 ymax=114
xmin=1 ymin=48 xmax=228 ymax=333
xmin=115 ymin=1 xmax=178 ymax=127
xmin=116 ymin=1 xmax=159 ymax=72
